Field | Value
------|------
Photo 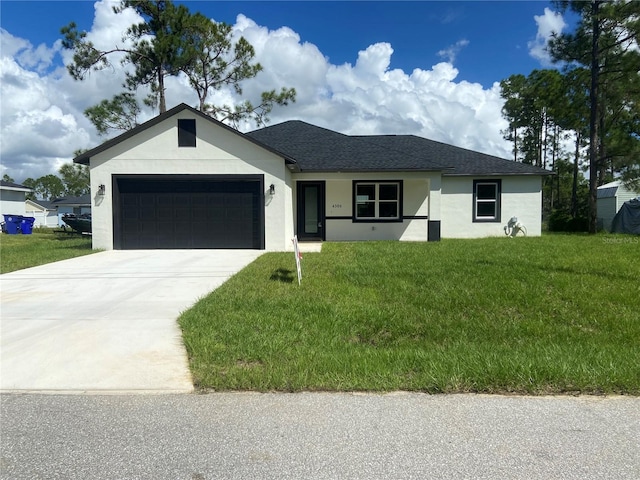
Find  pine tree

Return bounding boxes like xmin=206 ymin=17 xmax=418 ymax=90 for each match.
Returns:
xmin=61 ymin=0 xmax=296 ymax=135
xmin=549 ymin=0 xmax=640 ymax=232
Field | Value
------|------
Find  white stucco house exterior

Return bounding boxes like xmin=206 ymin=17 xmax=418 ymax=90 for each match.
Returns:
xmin=74 ymin=103 xmax=552 ymax=251
xmin=0 ymin=180 xmax=31 ymax=218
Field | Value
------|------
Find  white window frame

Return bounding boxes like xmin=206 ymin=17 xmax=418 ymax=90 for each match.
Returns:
xmin=473 ymin=179 xmax=501 ymax=222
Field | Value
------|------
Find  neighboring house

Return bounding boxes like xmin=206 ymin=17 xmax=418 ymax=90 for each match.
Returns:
xmin=0 ymin=180 xmax=31 ymax=218
xmin=50 ymin=194 xmax=92 ymax=217
xmin=597 ymin=181 xmax=640 ymax=232
xmin=25 ymin=195 xmax=92 ymax=228
xmin=25 ymin=199 xmax=59 ymax=228
xmin=74 ymin=103 xmax=552 ymax=251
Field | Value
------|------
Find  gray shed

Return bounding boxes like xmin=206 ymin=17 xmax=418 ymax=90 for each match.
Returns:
xmin=597 ymin=181 xmax=640 ymax=232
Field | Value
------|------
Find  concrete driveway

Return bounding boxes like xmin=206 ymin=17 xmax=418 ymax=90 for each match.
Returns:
xmin=0 ymin=250 xmax=263 ymax=393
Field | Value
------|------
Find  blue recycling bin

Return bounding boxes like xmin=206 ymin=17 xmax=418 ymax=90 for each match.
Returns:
xmin=2 ymin=215 xmax=23 ymax=234
xmin=20 ymin=216 xmax=36 ymax=235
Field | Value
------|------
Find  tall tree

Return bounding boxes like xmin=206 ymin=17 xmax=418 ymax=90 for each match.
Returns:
xmin=22 ymin=178 xmax=36 ymax=200
xmin=62 ymin=0 xmax=192 ymax=114
xmin=2 ymin=174 xmax=15 ymax=183
xmin=499 ymin=66 xmax=605 ymax=227
xmin=555 ymin=68 xmax=590 ymax=218
xmin=499 ymin=74 xmax=527 ymax=162
xmin=115 ymin=0 xmax=194 ymax=113
xmin=59 ymin=163 xmax=90 ymax=197
xmin=549 ymin=0 xmax=640 ymax=233
xmin=180 ymin=13 xmax=296 ymax=128
xmin=84 ymin=93 xmax=141 ymax=137
xmin=22 ymin=175 xmax=65 ymax=201
xmin=500 ymin=69 xmax=572 ymax=220
xmin=500 ymin=70 xmax=565 ymax=168
xmin=61 ymin=0 xmax=296 ymax=134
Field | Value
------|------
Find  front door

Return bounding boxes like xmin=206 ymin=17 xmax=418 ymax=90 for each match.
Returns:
xmin=297 ymin=181 xmax=325 ymax=241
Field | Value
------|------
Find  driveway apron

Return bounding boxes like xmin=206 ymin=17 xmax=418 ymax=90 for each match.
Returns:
xmin=0 ymin=250 xmax=263 ymax=393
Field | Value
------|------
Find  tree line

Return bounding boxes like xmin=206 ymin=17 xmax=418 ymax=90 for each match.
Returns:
xmin=499 ymin=1 xmax=639 ymax=232
xmin=2 ymin=164 xmax=90 ymax=201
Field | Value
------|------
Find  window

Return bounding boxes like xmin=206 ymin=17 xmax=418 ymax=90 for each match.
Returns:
xmin=473 ymin=180 xmax=501 ymax=222
xmin=178 ymin=119 xmax=196 ymax=147
xmin=353 ymin=181 xmax=402 ymax=221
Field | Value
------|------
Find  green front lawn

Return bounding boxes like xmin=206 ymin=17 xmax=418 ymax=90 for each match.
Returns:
xmin=0 ymin=229 xmax=94 ymax=273
xmin=179 ymin=235 xmax=640 ymax=394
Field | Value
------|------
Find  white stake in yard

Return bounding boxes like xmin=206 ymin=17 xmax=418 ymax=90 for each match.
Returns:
xmin=292 ymin=235 xmax=302 ymax=285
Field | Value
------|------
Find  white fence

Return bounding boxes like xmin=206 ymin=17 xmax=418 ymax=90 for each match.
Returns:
xmin=24 ymin=210 xmax=60 ymax=228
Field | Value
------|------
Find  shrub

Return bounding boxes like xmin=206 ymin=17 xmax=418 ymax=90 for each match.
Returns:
xmin=548 ymin=210 xmax=588 ymax=232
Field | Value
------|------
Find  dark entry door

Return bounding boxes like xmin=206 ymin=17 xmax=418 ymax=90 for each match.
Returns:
xmin=297 ymin=182 xmax=325 ymax=241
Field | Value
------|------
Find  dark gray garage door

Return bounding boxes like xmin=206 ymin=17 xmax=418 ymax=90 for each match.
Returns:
xmin=114 ymin=176 xmax=264 ymax=249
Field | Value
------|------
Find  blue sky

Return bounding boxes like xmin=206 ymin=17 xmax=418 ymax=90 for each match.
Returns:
xmin=2 ymin=1 xmax=558 ymax=87
xmin=194 ymin=1 xmax=560 ymax=88
xmin=0 ymin=1 xmax=570 ymax=181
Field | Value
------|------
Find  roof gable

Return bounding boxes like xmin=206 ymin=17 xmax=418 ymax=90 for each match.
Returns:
xmin=74 ymin=103 xmax=295 ymax=166
xmin=248 ymin=121 xmax=551 ymax=176
xmin=26 ymin=199 xmax=55 ymax=210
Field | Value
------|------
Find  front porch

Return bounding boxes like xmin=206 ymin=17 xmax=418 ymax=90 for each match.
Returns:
xmin=292 ymin=172 xmax=441 ymax=243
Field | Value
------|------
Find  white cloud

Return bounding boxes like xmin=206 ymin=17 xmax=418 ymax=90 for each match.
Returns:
xmin=0 ymin=4 xmax=511 ymax=182
xmin=528 ymin=7 xmax=567 ymax=65
xmin=437 ymin=39 xmax=470 ymax=64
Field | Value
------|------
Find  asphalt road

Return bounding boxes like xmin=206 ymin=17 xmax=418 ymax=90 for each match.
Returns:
xmin=1 ymin=392 xmax=638 ymax=479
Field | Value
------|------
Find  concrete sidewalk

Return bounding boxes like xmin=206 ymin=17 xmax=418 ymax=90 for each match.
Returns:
xmin=0 ymin=249 xmax=263 ymax=393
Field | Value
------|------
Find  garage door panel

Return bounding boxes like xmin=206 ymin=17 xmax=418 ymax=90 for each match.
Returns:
xmin=116 ymin=178 xmax=262 ymax=249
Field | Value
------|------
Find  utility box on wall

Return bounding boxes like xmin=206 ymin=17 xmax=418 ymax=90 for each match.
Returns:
xmin=428 ymin=220 xmax=441 ymax=241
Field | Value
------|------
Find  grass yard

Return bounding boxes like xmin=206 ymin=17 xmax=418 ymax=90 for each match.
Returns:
xmin=0 ymin=229 xmax=94 ymax=273
xmin=179 ymin=234 xmax=640 ymax=394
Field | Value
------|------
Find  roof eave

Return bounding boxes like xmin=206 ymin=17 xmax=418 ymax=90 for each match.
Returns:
xmin=295 ymin=167 xmax=447 ymax=174
xmin=443 ymin=171 xmax=554 ymax=177
xmin=2 ymin=187 xmax=32 ymax=193
xmin=0 ymin=187 xmax=32 ymax=193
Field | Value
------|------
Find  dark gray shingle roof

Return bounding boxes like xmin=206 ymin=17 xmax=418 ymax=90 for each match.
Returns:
xmin=247 ymin=121 xmax=447 ymax=172
xmin=50 ymin=194 xmax=91 ymax=206
xmin=246 ymin=120 xmax=445 ymax=172
xmin=26 ymin=198 xmax=55 ymax=210
xmin=247 ymin=120 xmax=552 ymax=176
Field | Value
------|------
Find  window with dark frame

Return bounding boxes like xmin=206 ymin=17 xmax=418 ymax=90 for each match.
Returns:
xmin=353 ymin=181 xmax=402 ymax=221
xmin=473 ymin=179 xmax=501 ymax=222
xmin=177 ymin=119 xmax=196 ymax=147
